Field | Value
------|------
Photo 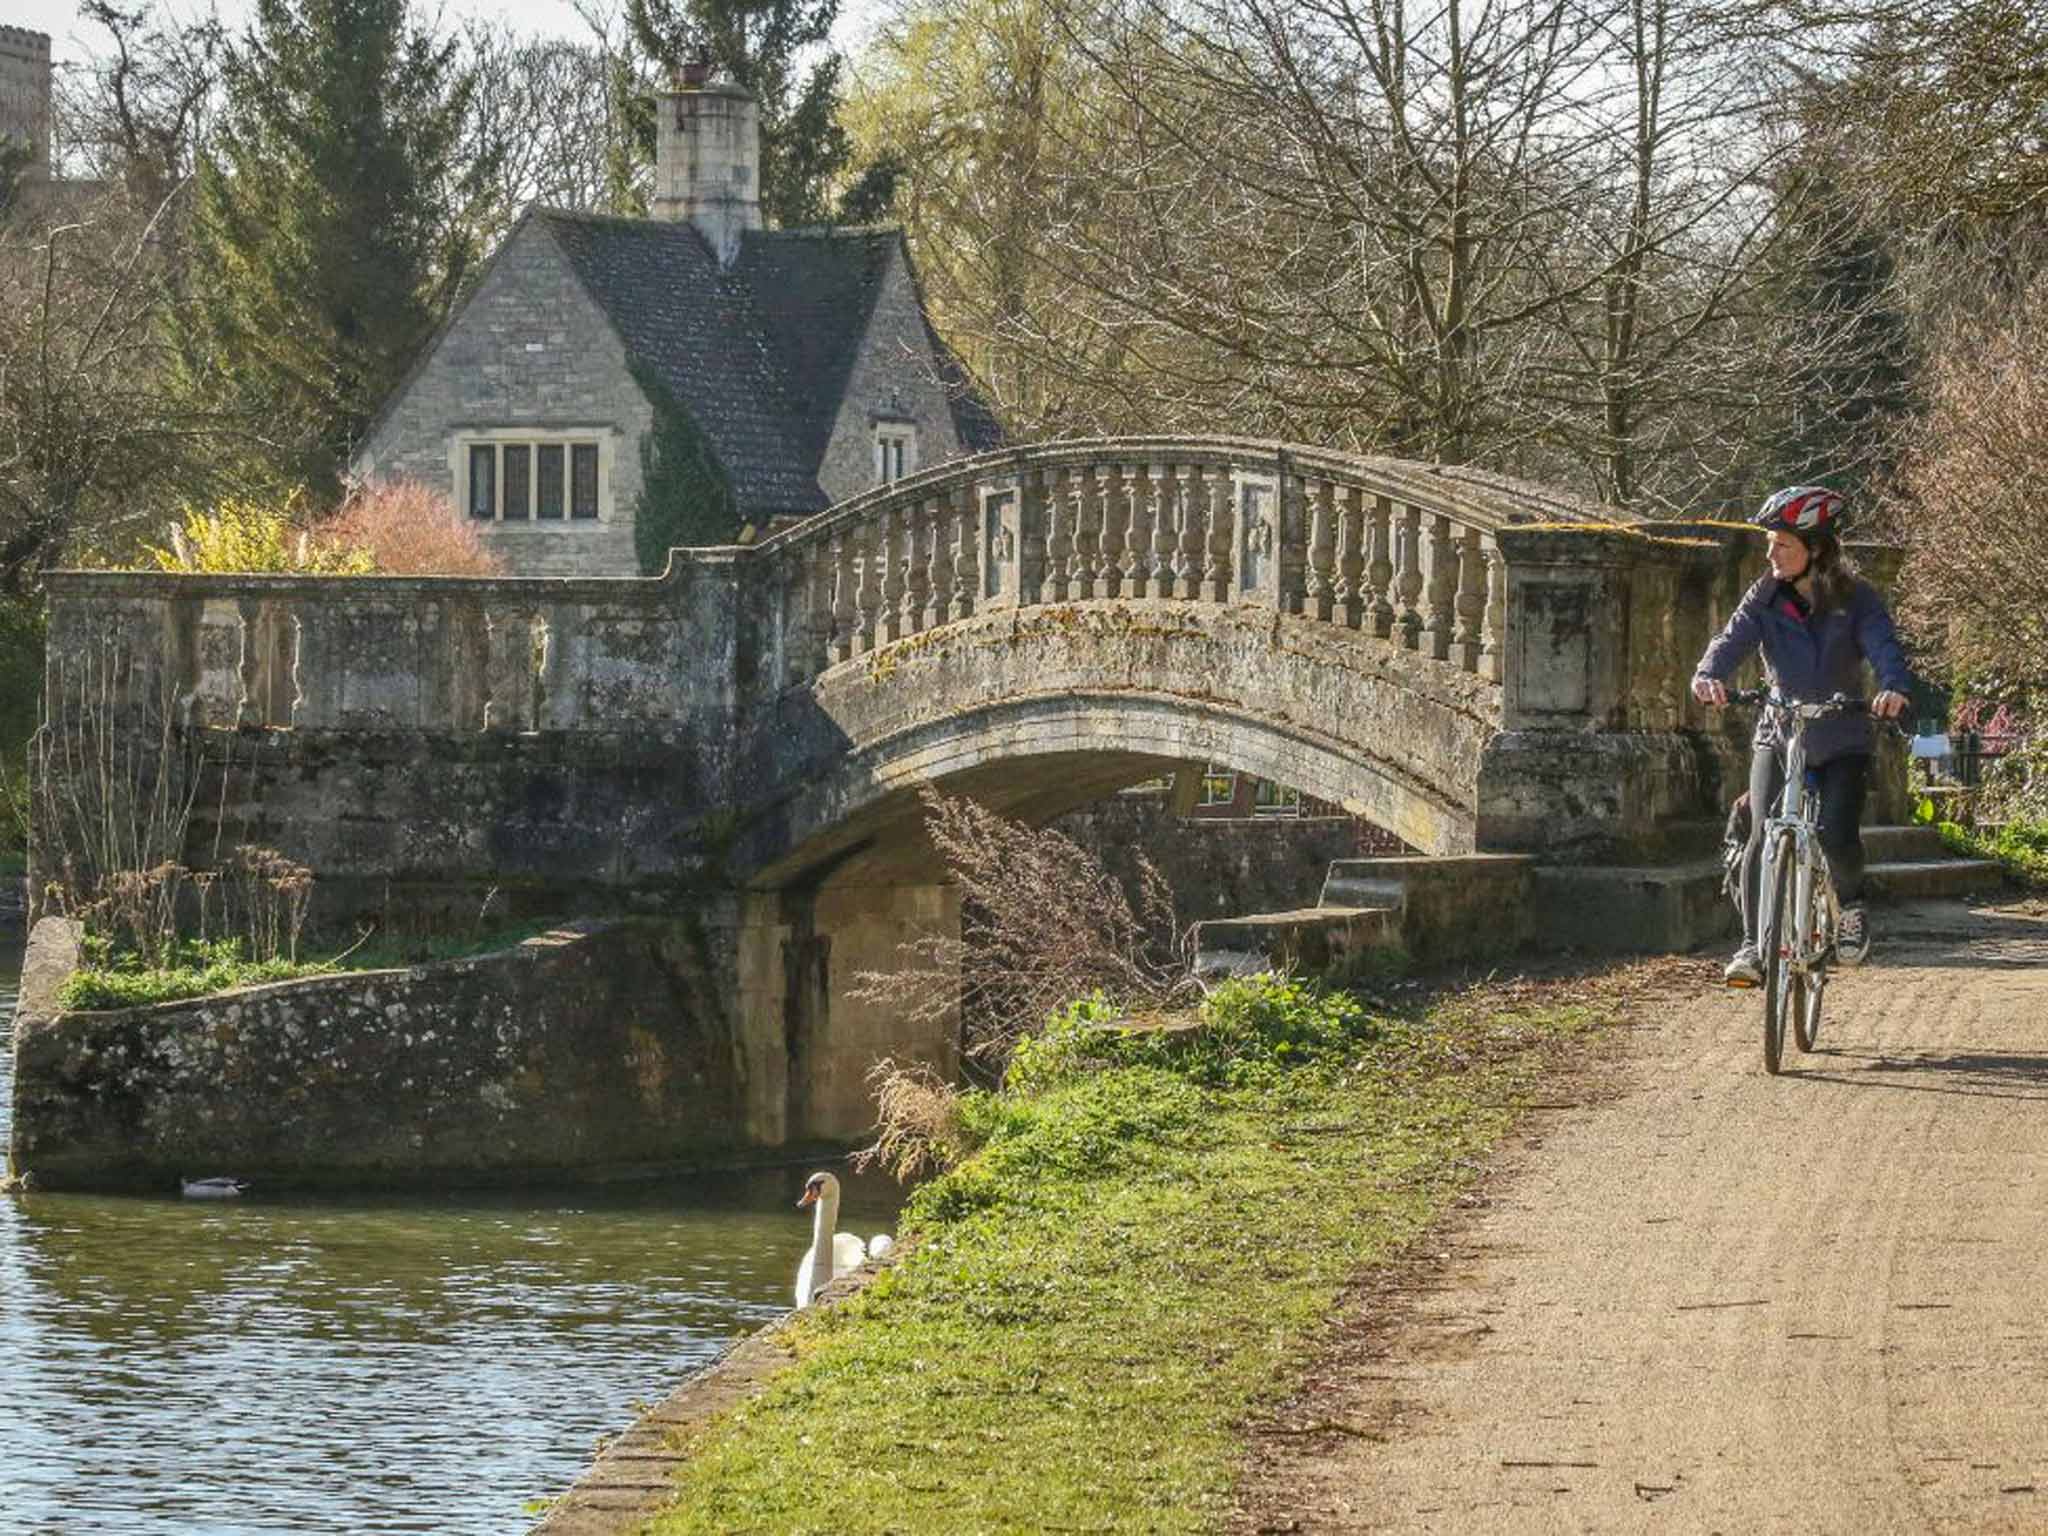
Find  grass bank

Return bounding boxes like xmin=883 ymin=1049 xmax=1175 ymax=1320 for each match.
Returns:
xmin=639 ymin=973 xmax=1620 ymax=1535
xmin=55 ymin=922 xmax=560 ymax=1011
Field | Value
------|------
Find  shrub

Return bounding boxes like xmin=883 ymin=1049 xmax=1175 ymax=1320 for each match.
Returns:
xmin=325 ymin=479 xmax=505 ymax=576
xmin=147 ymin=494 xmax=374 ymax=574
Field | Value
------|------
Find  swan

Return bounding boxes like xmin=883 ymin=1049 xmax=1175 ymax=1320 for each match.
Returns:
xmin=181 ymin=1176 xmax=248 ymax=1199
xmin=794 ymin=1171 xmax=893 ymax=1307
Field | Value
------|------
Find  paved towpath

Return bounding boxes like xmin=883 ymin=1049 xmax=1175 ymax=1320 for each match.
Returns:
xmin=1233 ymin=899 xmax=2048 ymax=1535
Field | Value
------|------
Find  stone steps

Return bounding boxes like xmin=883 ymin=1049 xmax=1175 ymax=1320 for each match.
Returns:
xmin=1192 ymin=906 xmax=1395 ymax=978
xmin=1863 ymin=857 xmax=2007 ymax=901
xmin=1189 ymin=823 xmax=2009 ymax=975
xmin=1861 ymin=823 xmax=1948 ymax=861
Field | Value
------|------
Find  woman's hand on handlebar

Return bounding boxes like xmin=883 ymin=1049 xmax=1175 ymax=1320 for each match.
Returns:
xmin=1871 ymin=689 xmax=1909 ymax=720
xmin=1691 ymin=676 xmax=1728 ymax=708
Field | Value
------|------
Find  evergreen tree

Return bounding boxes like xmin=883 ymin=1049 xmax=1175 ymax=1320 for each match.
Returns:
xmin=626 ymin=0 xmax=853 ymax=228
xmin=185 ymin=0 xmax=494 ymax=496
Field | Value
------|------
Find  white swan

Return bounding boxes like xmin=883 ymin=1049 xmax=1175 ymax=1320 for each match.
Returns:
xmin=794 ymin=1171 xmax=893 ymax=1307
xmin=181 ymin=1176 xmax=248 ymax=1199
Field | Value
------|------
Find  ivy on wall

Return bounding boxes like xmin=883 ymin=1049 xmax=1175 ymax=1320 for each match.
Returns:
xmin=630 ymin=361 xmax=740 ymax=573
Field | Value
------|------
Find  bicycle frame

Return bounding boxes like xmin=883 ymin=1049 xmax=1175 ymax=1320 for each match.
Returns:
xmin=1755 ymin=713 xmax=1837 ymax=986
xmin=1731 ymin=688 xmax=1864 ymax=1073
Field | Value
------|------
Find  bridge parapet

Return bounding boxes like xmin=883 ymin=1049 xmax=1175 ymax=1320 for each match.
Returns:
xmin=750 ymin=437 xmax=1620 ymax=697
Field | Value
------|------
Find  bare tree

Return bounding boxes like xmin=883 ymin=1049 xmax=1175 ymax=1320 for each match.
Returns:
xmin=462 ymin=27 xmax=650 ymax=250
xmin=0 ymin=192 xmax=235 ymax=594
xmin=54 ymin=2 xmax=225 ymax=211
xmin=1886 ymin=273 xmax=2048 ymax=702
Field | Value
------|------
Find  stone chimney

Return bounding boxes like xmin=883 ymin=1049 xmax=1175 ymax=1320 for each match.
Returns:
xmin=652 ymin=59 xmax=762 ymax=266
xmin=0 ymin=27 xmax=53 ymax=182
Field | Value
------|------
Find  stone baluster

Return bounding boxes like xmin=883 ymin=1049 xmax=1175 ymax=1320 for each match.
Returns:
xmin=1021 ymin=468 xmax=1051 ymax=606
xmin=1336 ymin=487 xmax=1366 ymax=629
xmin=898 ymin=502 xmax=927 ymax=638
xmin=807 ymin=535 xmax=836 ymax=677
xmin=1204 ymin=467 xmax=1233 ymax=602
xmin=1481 ymin=536 xmax=1506 ymax=683
xmin=1144 ymin=464 xmax=1173 ymax=599
xmin=851 ymin=516 xmax=878 ymax=655
xmin=1070 ymin=468 xmax=1099 ymax=599
xmin=952 ymin=495 xmax=978 ymax=620
xmin=923 ymin=498 xmax=952 ymax=630
xmin=1367 ymin=495 xmax=1396 ymax=639
xmin=1277 ymin=475 xmax=1308 ymax=616
xmin=881 ymin=507 xmax=909 ymax=643
xmin=1305 ymin=478 xmax=1337 ymax=623
xmin=1453 ymin=528 xmax=1486 ymax=672
xmin=830 ymin=529 xmax=856 ymax=663
xmin=1394 ymin=504 xmax=1425 ymax=650
xmin=1098 ymin=465 xmax=1126 ymax=598
xmin=1045 ymin=469 xmax=1072 ymax=602
xmin=1422 ymin=514 xmax=1458 ymax=662
xmin=1120 ymin=464 xmax=1148 ymax=597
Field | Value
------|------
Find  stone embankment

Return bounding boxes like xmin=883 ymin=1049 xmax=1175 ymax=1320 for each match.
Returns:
xmin=8 ymin=917 xmax=783 ymax=1192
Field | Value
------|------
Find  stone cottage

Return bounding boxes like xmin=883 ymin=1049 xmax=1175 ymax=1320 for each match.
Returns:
xmin=355 ymin=70 xmax=1003 ymax=576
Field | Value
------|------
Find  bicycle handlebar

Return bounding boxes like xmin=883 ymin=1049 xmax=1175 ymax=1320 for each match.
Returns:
xmin=1724 ymin=687 xmax=1868 ymax=719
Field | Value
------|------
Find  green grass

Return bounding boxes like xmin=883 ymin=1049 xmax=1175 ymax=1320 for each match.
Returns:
xmin=1938 ymin=817 xmax=2048 ymax=890
xmin=642 ymin=976 xmax=1611 ymax=1535
xmin=55 ymin=920 xmax=559 ymax=1011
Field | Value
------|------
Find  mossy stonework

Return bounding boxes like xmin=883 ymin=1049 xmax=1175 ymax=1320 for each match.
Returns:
xmin=8 ymin=918 xmax=779 ymax=1192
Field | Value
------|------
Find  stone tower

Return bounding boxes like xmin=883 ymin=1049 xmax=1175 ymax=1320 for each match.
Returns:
xmin=0 ymin=27 xmax=52 ymax=181
xmin=651 ymin=60 xmax=761 ymax=266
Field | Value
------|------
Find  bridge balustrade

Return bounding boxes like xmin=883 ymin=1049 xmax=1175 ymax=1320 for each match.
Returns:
xmin=753 ymin=439 xmax=1595 ymax=694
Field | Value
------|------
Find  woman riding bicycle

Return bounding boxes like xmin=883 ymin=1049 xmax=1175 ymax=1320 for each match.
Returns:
xmin=1690 ymin=486 xmax=1913 ymax=986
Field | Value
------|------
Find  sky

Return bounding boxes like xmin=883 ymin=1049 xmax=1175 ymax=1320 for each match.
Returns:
xmin=13 ymin=0 xmax=882 ymax=67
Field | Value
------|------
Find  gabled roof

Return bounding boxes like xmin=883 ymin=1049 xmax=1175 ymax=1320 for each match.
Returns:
xmin=539 ymin=211 xmax=828 ymax=518
xmin=735 ymin=226 xmax=900 ymax=472
xmin=538 ymin=212 xmax=1008 ymax=519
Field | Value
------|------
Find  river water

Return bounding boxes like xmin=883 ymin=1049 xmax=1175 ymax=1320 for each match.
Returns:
xmin=0 ymin=943 xmax=901 ymax=1534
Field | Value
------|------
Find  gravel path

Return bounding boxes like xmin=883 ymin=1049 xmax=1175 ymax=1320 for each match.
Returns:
xmin=1233 ymin=899 xmax=2048 ymax=1535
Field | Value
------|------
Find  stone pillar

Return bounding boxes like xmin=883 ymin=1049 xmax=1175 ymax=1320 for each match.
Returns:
xmin=1477 ymin=528 xmax=1726 ymax=861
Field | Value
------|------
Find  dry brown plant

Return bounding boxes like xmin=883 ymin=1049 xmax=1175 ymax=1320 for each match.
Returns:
xmin=326 ymin=479 xmax=506 ymax=576
xmin=224 ymin=844 xmax=315 ymax=963
xmin=851 ymin=785 xmax=1197 ymax=1069
xmin=853 ymin=1056 xmax=973 ymax=1181
xmin=31 ymin=638 xmax=203 ymax=965
xmin=1888 ymin=274 xmax=2048 ymax=704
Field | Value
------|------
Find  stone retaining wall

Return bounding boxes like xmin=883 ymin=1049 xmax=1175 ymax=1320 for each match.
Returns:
xmin=8 ymin=916 xmax=784 ymax=1193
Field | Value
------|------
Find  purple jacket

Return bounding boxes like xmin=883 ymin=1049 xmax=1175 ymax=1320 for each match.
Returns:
xmin=1693 ymin=575 xmax=1913 ymax=765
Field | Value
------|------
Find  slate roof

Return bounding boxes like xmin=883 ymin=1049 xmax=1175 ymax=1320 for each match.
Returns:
xmin=535 ymin=211 xmax=1004 ymax=520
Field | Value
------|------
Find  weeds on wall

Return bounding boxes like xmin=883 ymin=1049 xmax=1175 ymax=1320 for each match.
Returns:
xmin=31 ymin=639 xmax=205 ymax=965
xmin=32 ymin=636 xmax=318 ymax=979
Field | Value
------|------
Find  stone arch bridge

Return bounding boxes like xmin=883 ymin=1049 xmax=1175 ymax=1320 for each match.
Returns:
xmin=38 ymin=438 xmax=1763 ymax=1152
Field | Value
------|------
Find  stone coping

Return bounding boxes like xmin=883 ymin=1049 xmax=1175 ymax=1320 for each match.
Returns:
xmin=529 ymin=1256 xmax=892 ymax=1535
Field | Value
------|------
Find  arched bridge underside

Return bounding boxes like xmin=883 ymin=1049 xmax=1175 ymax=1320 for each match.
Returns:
xmin=733 ymin=601 xmax=1500 ymax=889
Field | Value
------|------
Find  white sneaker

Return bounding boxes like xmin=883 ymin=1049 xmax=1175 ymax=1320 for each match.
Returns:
xmin=1838 ymin=907 xmax=1870 ymax=967
xmin=1724 ymin=943 xmax=1762 ymax=988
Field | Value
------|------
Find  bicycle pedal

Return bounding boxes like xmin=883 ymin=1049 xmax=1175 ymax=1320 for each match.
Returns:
xmin=1725 ymin=977 xmax=1759 ymax=990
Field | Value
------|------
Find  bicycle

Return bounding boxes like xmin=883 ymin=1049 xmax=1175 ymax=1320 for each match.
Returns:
xmin=1726 ymin=688 xmax=1869 ymax=1075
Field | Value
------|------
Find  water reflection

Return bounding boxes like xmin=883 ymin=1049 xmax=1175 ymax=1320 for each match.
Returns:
xmin=0 ymin=953 xmax=902 ymax=1534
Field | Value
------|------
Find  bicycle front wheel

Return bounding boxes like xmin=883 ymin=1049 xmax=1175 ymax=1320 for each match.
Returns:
xmin=1762 ymin=837 xmax=1800 ymax=1076
xmin=1795 ymin=875 xmax=1827 ymax=1054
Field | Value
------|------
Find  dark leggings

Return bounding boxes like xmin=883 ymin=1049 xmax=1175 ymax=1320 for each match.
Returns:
xmin=1740 ymin=747 xmax=1870 ymax=947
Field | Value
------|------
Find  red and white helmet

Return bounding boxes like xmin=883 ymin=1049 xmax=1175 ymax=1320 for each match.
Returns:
xmin=1752 ymin=485 xmax=1845 ymax=539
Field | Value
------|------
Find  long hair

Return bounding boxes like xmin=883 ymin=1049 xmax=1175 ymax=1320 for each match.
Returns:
xmin=1805 ymin=529 xmax=1859 ymax=614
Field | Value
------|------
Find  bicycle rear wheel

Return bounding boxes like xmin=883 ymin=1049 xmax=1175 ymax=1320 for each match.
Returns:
xmin=1762 ymin=839 xmax=1800 ymax=1075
